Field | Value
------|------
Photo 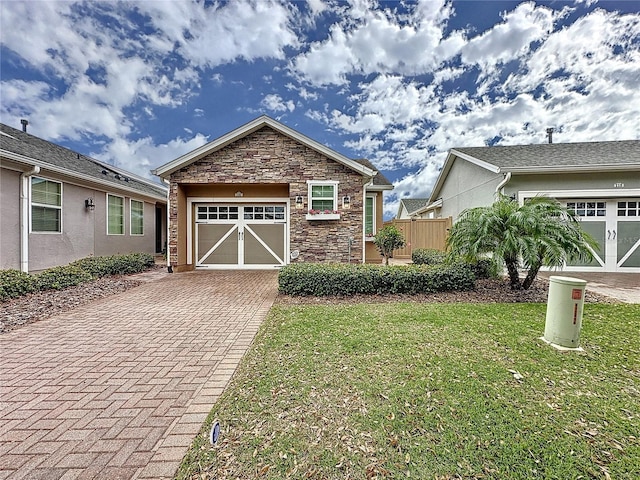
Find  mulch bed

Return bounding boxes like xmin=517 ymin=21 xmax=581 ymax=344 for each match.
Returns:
xmin=2 ymin=274 xmax=616 ymax=333
xmin=1 ymin=276 xmax=144 ymax=333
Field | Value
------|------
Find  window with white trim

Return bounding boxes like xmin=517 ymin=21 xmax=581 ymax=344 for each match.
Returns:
xmin=308 ymin=181 xmax=338 ymax=213
xmin=31 ymin=177 xmax=62 ymax=233
xmin=107 ymin=194 xmax=124 ymax=235
xmin=130 ymin=199 xmax=144 ymax=235
xmin=365 ymin=195 xmax=375 ymax=237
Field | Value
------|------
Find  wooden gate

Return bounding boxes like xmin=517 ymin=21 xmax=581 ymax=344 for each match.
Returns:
xmin=383 ymin=217 xmax=452 ymax=259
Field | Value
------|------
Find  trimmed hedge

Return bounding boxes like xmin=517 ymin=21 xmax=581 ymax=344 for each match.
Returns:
xmin=70 ymin=253 xmax=155 ymax=277
xmin=0 ymin=269 xmax=36 ymax=301
xmin=0 ymin=253 xmax=155 ymax=301
xmin=35 ymin=265 xmax=93 ymax=291
xmin=278 ymin=263 xmax=475 ymax=296
xmin=412 ymin=248 xmax=446 ymax=265
xmin=411 ymin=248 xmax=496 ymax=280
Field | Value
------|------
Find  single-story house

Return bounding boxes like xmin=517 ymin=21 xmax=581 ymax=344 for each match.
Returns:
xmin=1 ymin=122 xmax=167 ymax=272
xmin=152 ymin=115 xmax=393 ymax=271
xmin=396 ymin=198 xmax=429 ymax=219
xmin=414 ymin=140 xmax=640 ymax=273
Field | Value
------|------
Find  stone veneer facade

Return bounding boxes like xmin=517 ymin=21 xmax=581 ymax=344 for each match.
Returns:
xmin=168 ymin=126 xmax=368 ymax=267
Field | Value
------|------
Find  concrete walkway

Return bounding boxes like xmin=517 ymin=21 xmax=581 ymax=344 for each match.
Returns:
xmin=0 ymin=270 xmax=278 ymax=480
xmin=538 ymin=272 xmax=640 ymax=303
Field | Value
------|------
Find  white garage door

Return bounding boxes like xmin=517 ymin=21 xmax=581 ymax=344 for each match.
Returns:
xmin=195 ymin=204 xmax=287 ymax=269
xmin=564 ymin=198 xmax=640 ymax=272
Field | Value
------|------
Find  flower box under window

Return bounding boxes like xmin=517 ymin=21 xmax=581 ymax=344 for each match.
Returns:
xmin=306 ymin=209 xmax=340 ymax=221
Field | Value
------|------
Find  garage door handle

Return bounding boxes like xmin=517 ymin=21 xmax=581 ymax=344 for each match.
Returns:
xmin=238 ymin=231 xmax=244 ymax=241
xmin=607 ymin=230 xmax=611 ymax=240
xmin=612 ymin=230 xmax=616 ymax=240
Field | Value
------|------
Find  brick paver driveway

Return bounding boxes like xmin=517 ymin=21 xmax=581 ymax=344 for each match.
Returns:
xmin=0 ymin=270 xmax=278 ymax=479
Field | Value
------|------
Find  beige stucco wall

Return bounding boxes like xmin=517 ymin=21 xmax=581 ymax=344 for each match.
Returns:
xmin=1 ymin=164 xmax=161 ymax=272
xmin=168 ymin=126 xmax=366 ymax=268
xmin=28 ymin=181 xmax=95 ymax=271
xmin=29 ymin=183 xmax=158 ymax=271
xmin=0 ymin=167 xmax=21 ymax=269
xmin=436 ymin=159 xmax=502 ymax=220
xmin=92 ymin=194 xmax=158 ymax=259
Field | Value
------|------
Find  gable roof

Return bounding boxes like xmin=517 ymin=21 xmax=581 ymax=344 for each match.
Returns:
xmin=153 ymin=115 xmax=377 ymax=179
xmin=354 ymin=158 xmax=393 ymax=190
xmin=399 ymin=198 xmax=429 ymax=216
xmin=451 ymin=140 xmax=640 ymax=172
xmin=0 ymin=123 xmax=167 ymax=201
xmin=429 ymin=140 xmax=640 ymax=203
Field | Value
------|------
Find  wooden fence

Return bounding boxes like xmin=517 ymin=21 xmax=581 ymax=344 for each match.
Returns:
xmin=383 ymin=217 xmax=453 ymax=259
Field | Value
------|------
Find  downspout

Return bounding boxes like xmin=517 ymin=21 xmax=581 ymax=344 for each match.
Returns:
xmin=495 ymin=172 xmax=512 ymax=197
xmin=20 ymin=166 xmax=40 ymax=272
xmin=163 ymin=178 xmax=172 ymax=273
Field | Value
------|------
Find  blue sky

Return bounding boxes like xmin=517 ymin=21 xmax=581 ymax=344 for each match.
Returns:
xmin=1 ymin=0 xmax=639 ymax=219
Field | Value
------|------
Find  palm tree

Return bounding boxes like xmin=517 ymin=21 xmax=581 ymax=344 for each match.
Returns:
xmin=446 ymin=195 xmax=598 ymax=290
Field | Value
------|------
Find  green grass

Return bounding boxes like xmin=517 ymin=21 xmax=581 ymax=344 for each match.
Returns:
xmin=177 ymin=303 xmax=640 ymax=479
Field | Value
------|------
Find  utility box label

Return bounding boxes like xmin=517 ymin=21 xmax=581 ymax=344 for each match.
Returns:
xmin=572 ymin=289 xmax=582 ymax=300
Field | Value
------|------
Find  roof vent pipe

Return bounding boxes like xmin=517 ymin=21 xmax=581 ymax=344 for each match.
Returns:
xmin=21 ymin=119 xmax=29 ymax=132
xmin=546 ymin=127 xmax=554 ymax=144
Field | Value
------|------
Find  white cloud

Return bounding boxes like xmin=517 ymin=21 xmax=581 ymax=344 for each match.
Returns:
xmin=343 ymin=134 xmax=383 ymax=154
xmin=307 ymin=0 xmax=328 ymax=16
xmin=291 ymin=0 xmax=462 ymax=85
xmin=460 ymin=3 xmax=566 ymax=72
xmin=262 ymin=94 xmax=296 ymax=113
xmin=137 ymin=0 xmax=299 ymax=69
xmin=93 ymin=133 xmax=209 ymax=179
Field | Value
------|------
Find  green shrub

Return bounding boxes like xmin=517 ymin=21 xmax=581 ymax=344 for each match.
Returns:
xmin=35 ymin=265 xmax=93 ymax=291
xmin=412 ymin=248 xmax=446 ymax=265
xmin=373 ymin=225 xmax=406 ymax=265
xmin=0 ymin=252 xmax=154 ymax=300
xmin=468 ymin=259 xmax=496 ymax=279
xmin=0 ymin=269 xmax=36 ymax=301
xmin=278 ymin=263 xmax=475 ymax=296
xmin=70 ymin=253 xmax=154 ymax=277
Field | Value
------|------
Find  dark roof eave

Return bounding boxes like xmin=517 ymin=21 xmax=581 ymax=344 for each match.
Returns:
xmin=1 ymin=149 xmax=167 ymax=202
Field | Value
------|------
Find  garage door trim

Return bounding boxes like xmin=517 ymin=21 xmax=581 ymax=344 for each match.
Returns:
xmin=187 ymin=197 xmax=290 ymax=268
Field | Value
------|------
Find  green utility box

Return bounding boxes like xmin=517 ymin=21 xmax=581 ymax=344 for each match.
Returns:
xmin=544 ymin=276 xmax=587 ymax=348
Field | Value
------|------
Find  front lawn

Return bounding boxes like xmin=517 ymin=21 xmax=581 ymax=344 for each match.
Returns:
xmin=177 ymin=303 xmax=640 ymax=479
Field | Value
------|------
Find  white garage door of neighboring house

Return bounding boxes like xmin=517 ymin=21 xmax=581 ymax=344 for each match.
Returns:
xmin=195 ymin=204 xmax=287 ymax=269
xmin=564 ymin=198 xmax=640 ymax=272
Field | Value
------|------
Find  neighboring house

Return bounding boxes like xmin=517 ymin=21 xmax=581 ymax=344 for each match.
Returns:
xmin=416 ymin=140 xmax=640 ymax=273
xmin=1 ymin=122 xmax=167 ymax=272
xmin=152 ymin=115 xmax=393 ymax=270
xmin=396 ymin=198 xmax=429 ymax=219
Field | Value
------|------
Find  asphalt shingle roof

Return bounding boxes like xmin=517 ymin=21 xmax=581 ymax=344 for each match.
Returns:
xmin=400 ymin=198 xmax=429 ymax=214
xmin=354 ymin=158 xmax=393 ymax=186
xmin=0 ymin=123 xmax=167 ymax=199
xmin=453 ymin=140 xmax=640 ymax=170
